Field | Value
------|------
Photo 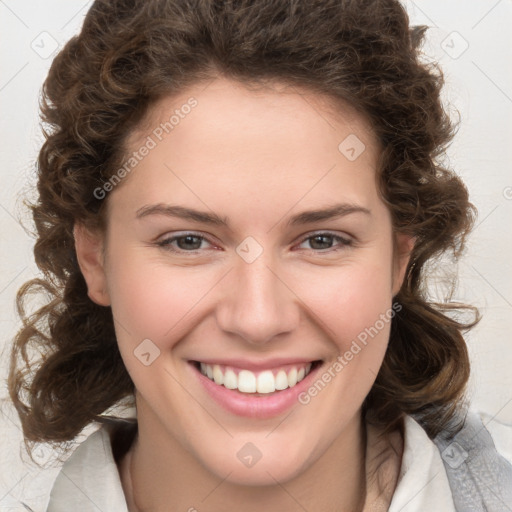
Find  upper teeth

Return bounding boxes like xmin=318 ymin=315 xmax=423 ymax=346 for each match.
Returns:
xmin=199 ymin=362 xmax=313 ymax=394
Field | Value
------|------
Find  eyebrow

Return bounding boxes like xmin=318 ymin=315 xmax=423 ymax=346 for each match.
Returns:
xmin=135 ymin=202 xmax=371 ymax=227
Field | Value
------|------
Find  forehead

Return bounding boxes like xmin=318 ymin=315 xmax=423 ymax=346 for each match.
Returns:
xmin=110 ymin=77 xmax=382 ymax=222
xmin=129 ymin=77 xmax=377 ymax=152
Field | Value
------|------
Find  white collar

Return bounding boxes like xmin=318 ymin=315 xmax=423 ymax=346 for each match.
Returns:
xmin=388 ymin=415 xmax=455 ymax=511
xmin=42 ymin=414 xmax=454 ymax=512
xmin=45 ymin=423 xmax=129 ymax=512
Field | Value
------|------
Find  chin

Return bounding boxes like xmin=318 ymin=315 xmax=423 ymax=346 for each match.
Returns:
xmin=197 ymin=442 xmax=311 ymax=487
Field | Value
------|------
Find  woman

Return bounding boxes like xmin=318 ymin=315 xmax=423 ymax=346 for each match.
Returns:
xmin=7 ymin=0 xmax=512 ymax=510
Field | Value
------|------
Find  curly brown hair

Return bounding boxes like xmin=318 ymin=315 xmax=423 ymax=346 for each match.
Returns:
xmin=7 ymin=0 xmax=479 ymax=461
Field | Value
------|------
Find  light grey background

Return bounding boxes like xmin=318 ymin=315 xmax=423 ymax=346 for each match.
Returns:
xmin=1 ymin=0 xmax=511 ymax=507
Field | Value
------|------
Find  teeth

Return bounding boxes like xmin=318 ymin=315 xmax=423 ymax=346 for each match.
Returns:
xmin=198 ymin=361 xmax=314 ymax=394
xmin=238 ymin=370 xmax=256 ymax=393
xmin=288 ymin=367 xmax=298 ymax=387
xmin=224 ymin=369 xmax=238 ymax=389
xmin=257 ymin=370 xmax=275 ymax=393
xmin=275 ymin=370 xmax=289 ymax=390
xmin=213 ymin=365 xmax=224 ymax=385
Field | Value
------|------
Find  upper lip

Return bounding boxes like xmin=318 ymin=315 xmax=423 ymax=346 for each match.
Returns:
xmin=190 ymin=357 xmax=321 ymax=372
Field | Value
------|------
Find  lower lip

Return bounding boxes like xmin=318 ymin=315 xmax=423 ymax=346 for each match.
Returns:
xmin=188 ymin=361 xmax=323 ymax=419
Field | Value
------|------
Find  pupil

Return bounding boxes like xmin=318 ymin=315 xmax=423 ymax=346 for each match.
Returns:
xmin=178 ymin=235 xmax=201 ymax=250
xmin=311 ymin=235 xmax=331 ymax=249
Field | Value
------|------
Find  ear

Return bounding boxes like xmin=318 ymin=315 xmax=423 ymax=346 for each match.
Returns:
xmin=392 ymin=232 xmax=415 ymax=296
xmin=73 ymin=222 xmax=111 ymax=306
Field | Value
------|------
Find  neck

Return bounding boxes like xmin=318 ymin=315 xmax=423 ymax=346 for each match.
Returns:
xmin=118 ymin=401 xmax=370 ymax=512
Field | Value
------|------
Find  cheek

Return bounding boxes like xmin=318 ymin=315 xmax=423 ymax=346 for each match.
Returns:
xmin=291 ymin=258 xmax=396 ymax=436
xmin=106 ymin=254 xmax=207 ymax=340
xmin=295 ymin=257 xmax=395 ymax=347
xmin=104 ymin=252 xmax=214 ymax=390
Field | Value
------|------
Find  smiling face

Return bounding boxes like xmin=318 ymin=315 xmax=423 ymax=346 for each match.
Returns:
xmin=75 ymin=77 xmax=412 ymax=492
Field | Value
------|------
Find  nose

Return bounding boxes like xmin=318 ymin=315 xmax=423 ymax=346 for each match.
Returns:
xmin=215 ymin=252 xmax=300 ymax=345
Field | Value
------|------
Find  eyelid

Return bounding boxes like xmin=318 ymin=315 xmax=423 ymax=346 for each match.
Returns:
xmin=155 ymin=231 xmax=217 ymax=251
xmin=296 ymin=230 xmax=353 ymax=244
xmin=156 ymin=230 xmax=209 ymax=241
xmin=294 ymin=231 xmax=354 ymax=252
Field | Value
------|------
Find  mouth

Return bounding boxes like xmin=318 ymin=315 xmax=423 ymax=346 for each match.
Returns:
xmin=189 ymin=359 xmax=323 ymax=396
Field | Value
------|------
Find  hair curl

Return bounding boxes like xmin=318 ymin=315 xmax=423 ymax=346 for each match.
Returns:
xmin=7 ymin=0 xmax=479 ymax=460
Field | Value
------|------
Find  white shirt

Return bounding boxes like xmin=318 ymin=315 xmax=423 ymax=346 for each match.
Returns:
xmin=6 ymin=410 xmax=511 ymax=511
xmin=39 ymin=414 xmax=456 ymax=512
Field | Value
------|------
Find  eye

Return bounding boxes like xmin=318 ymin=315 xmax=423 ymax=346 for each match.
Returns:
xmin=156 ymin=232 xmax=213 ymax=252
xmin=155 ymin=231 xmax=353 ymax=255
xmin=296 ymin=232 xmax=353 ymax=252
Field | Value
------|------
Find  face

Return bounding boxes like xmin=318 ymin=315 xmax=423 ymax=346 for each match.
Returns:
xmin=76 ymin=77 xmax=412 ymax=486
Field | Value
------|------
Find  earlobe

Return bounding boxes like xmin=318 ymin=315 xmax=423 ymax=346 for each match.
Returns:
xmin=73 ymin=223 xmax=111 ymax=306
xmin=392 ymin=233 xmax=415 ymax=296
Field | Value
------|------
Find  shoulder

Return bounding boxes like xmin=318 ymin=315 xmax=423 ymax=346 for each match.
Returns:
xmin=476 ymin=410 xmax=512 ymax=465
xmin=431 ymin=409 xmax=512 ymax=511
xmin=44 ymin=419 xmax=136 ymax=512
xmin=389 ymin=413 xmax=456 ymax=511
xmin=389 ymin=409 xmax=512 ymax=511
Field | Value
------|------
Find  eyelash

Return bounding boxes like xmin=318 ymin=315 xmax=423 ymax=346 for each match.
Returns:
xmin=155 ymin=231 xmax=354 ymax=254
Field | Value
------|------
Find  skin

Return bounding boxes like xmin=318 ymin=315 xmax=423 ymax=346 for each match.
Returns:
xmin=75 ymin=76 xmax=413 ymax=511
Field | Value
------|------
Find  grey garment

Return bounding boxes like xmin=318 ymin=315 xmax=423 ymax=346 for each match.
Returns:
xmin=431 ymin=410 xmax=512 ymax=512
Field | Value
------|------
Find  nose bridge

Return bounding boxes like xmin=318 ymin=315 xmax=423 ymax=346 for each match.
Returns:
xmin=216 ymin=249 xmax=298 ymax=345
